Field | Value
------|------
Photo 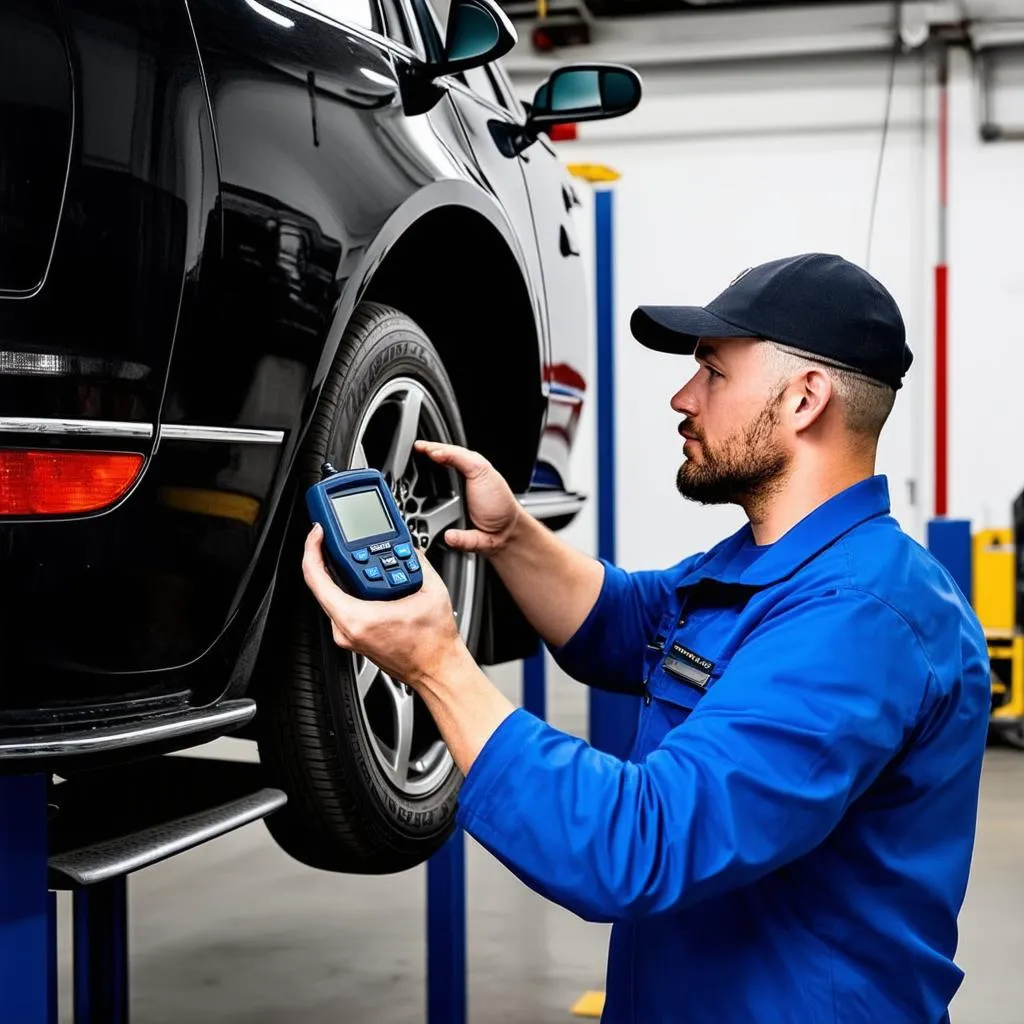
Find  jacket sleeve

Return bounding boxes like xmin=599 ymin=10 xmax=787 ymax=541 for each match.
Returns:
xmin=548 ymin=557 xmax=698 ymax=694
xmin=456 ymin=589 xmax=933 ymax=923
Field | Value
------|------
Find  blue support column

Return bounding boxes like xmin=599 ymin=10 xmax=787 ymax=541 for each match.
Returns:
xmin=590 ymin=186 xmax=640 ymax=760
xmin=74 ymin=878 xmax=129 ymax=1024
xmin=426 ymin=828 xmax=466 ymax=1024
xmin=0 ymin=773 xmax=52 ymax=1024
xmin=927 ymin=518 xmax=973 ymax=603
xmin=523 ymin=645 xmax=546 ymax=721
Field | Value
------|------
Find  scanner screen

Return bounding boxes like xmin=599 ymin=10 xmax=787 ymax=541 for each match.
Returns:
xmin=331 ymin=488 xmax=394 ymax=543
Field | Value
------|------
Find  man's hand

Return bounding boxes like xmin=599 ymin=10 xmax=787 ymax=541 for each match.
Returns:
xmin=416 ymin=439 xmax=604 ymax=650
xmin=415 ymin=440 xmax=521 ymax=556
xmin=302 ymin=522 xmax=464 ymax=689
xmin=302 ymin=520 xmax=517 ymax=774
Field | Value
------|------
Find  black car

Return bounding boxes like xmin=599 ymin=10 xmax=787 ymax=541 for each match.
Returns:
xmin=0 ymin=0 xmax=640 ymax=873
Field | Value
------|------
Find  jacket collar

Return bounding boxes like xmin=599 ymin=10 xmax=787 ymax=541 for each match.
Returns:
xmin=676 ymin=475 xmax=892 ymax=590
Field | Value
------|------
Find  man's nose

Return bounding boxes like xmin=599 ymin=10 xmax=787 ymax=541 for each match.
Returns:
xmin=671 ymin=381 xmax=698 ymax=416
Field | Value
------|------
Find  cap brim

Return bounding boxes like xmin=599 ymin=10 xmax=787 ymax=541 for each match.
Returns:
xmin=629 ymin=306 xmax=759 ymax=354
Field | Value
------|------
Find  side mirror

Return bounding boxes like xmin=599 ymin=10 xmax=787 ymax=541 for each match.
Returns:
xmin=439 ymin=0 xmax=517 ymax=77
xmin=528 ymin=63 xmax=642 ymax=129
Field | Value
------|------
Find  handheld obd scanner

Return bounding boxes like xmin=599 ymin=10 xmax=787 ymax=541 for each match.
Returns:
xmin=306 ymin=463 xmax=423 ymax=600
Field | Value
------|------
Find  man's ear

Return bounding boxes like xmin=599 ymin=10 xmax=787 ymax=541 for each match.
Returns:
xmin=790 ymin=368 xmax=833 ymax=432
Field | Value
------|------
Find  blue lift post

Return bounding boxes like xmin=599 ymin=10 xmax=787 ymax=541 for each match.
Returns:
xmin=73 ymin=879 xmax=129 ymax=1023
xmin=590 ymin=185 xmax=640 ymax=761
xmin=0 ymin=773 xmax=51 ymax=1024
xmin=426 ymin=826 xmax=466 ymax=1024
xmin=1 ymin=752 xmax=285 ymax=1023
xmin=426 ymin=640 xmax=547 ymax=1024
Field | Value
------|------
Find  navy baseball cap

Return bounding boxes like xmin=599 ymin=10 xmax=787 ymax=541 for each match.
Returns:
xmin=630 ymin=253 xmax=913 ymax=390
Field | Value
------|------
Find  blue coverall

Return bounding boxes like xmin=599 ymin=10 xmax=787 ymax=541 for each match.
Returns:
xmin=455 ymin=475 xmax=991 ymax=1023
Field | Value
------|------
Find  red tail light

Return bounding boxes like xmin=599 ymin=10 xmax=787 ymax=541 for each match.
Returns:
xmin=0 ymin=450 xmax=144 ymax=515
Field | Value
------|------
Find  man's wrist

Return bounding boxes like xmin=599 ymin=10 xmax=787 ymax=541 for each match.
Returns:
xmin=413 ymin=635 xmax=478 ymax=695
xmin=410 ymin=637 xmax=516 ymax=775
xmin=490 ymin=503 xmax=530 ymax=564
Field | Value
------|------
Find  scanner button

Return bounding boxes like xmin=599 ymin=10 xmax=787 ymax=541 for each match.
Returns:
xmin=387 ymin=570 xmax=409 ymax=586
xmin=380 ymin=555 xmax=399 ymax=569
xmin=406 ymin=556 xmax=421 ymax=573
xmin=363 ymin=566 xmax=383 ymax=581
xmin=394 ymin=543 xmax=413 ymax=559
xmin=353 ymin=549 xmax=370 ymax=563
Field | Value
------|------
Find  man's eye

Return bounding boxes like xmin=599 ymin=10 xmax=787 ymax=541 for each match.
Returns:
xmin=707 ymin=366 xmax=724 ymax=380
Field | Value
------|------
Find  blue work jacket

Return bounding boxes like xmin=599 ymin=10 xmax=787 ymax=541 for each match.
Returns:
xmin=455 ymin=476 xmax=991 ymax=1023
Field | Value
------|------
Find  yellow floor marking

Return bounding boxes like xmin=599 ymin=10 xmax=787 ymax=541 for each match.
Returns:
xmin=570 ymin=991 xmax=606 ymax=1017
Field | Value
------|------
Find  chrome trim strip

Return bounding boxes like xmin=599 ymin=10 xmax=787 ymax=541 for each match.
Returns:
xmin=518 ymin=490 xmax=587 ymax=520
xmin=159 ymin=424 xmax=286 ymax=444
xmin=0 ymin=419 xmax=285 ymax=444
xmin=0 ymin=416 xmax=153 ymax=438
xmin=0 ymin=700 xmax=256 ymax=760
xmin=49 ymin=788 xmax=287 ymax=886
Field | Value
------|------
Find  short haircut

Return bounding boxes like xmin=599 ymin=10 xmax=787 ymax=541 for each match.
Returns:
xmin=762 ymin=340 xmax=896 ymax=440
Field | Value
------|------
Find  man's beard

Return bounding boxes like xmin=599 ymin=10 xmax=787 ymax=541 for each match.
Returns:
xmin=676 ymin=392 xmax=789 ymax=507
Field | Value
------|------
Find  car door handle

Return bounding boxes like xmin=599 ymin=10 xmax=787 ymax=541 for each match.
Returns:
xmin=559 ymin=225 xmax=580 ymax=257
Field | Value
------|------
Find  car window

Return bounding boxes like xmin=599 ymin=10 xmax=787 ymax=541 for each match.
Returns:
xmin=300 ymin=0 xmax=382 ymax=33
xmin=463 ymin=65 xmax=505 ymax=108
xmin=377 ymin=0 xmax=415 ymax=48
xmin=408 ymin=0 xmax=444 ymax=62
xmin=490 ymin=61 xmax=526 ymax=120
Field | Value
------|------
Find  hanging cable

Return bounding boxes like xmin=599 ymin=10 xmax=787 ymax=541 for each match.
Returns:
xmin=866 ymin=1 xmax=902 ymax=270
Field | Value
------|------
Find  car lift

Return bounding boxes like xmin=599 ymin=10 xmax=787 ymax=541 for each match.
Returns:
xmin=0 ymin=751 xmax=287 ymax=1022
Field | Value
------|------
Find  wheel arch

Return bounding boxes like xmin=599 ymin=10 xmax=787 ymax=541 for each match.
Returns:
xmin=332 ymin=182 xmax=547 ymax=495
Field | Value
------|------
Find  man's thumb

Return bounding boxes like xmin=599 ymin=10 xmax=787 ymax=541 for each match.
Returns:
xmin=442 ymin=527 xmax=486 ymax=552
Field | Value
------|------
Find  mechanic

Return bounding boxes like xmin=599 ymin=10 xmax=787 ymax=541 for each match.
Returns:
xmin=302 ymin=253 xmax=991 ymax=1023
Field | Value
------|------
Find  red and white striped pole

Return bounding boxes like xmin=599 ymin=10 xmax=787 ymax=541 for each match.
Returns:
xmin=934 ymin=47 xmax=950 ymax=518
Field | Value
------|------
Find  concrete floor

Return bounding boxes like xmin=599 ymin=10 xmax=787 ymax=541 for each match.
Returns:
xmin=53 ymin=661 xmax=1024 ymax=1023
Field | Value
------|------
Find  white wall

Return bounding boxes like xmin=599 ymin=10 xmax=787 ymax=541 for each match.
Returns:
xmin=518 ymin=43 xmax=1024 ymax=573
xmin=947 ymin=48 xmax=1024 ymax=531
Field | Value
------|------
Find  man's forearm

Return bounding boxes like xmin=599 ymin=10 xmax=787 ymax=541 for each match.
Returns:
xmin=488 ymin=510 xmax=604 ymax=649
xmin=415 ymin=641 xmax=516 ymax=774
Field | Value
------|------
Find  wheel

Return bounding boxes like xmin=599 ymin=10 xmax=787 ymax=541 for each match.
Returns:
xmin=257 ymin=302 xmax=481 ymax=873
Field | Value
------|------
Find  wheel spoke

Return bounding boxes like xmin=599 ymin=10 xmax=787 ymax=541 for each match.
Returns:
xmin=384 ymin=389 xmax=423 ymax=482
xmin=350 ymin=443 xmax=368 ymax=471
xmin=417 ymin=495 xmax=462 ymax=542
xmin=390 ymin=681 xmax=415 ymax=784
xmin=413 ymin=740 xmax=446 ymax=775
xmin=356 ymin=656 xmax=380 ymax=700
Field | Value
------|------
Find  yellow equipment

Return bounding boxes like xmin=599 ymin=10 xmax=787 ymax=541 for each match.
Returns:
xmin=974 ymin=527 xmax=1024 ymax=744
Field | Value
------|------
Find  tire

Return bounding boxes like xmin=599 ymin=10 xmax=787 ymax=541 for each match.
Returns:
xmin=257 ymin=302 xmax=482 ymax=873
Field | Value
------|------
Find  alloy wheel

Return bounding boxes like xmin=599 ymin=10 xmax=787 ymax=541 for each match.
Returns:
xmin=335 ymin=377 xmax=476 ymax=797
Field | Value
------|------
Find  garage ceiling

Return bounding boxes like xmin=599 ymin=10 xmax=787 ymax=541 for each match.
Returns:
xmin=497 ymin=0 xmax=1023 ymax=28
xmin=500 ymin=0 xmax=1024 ymax=73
